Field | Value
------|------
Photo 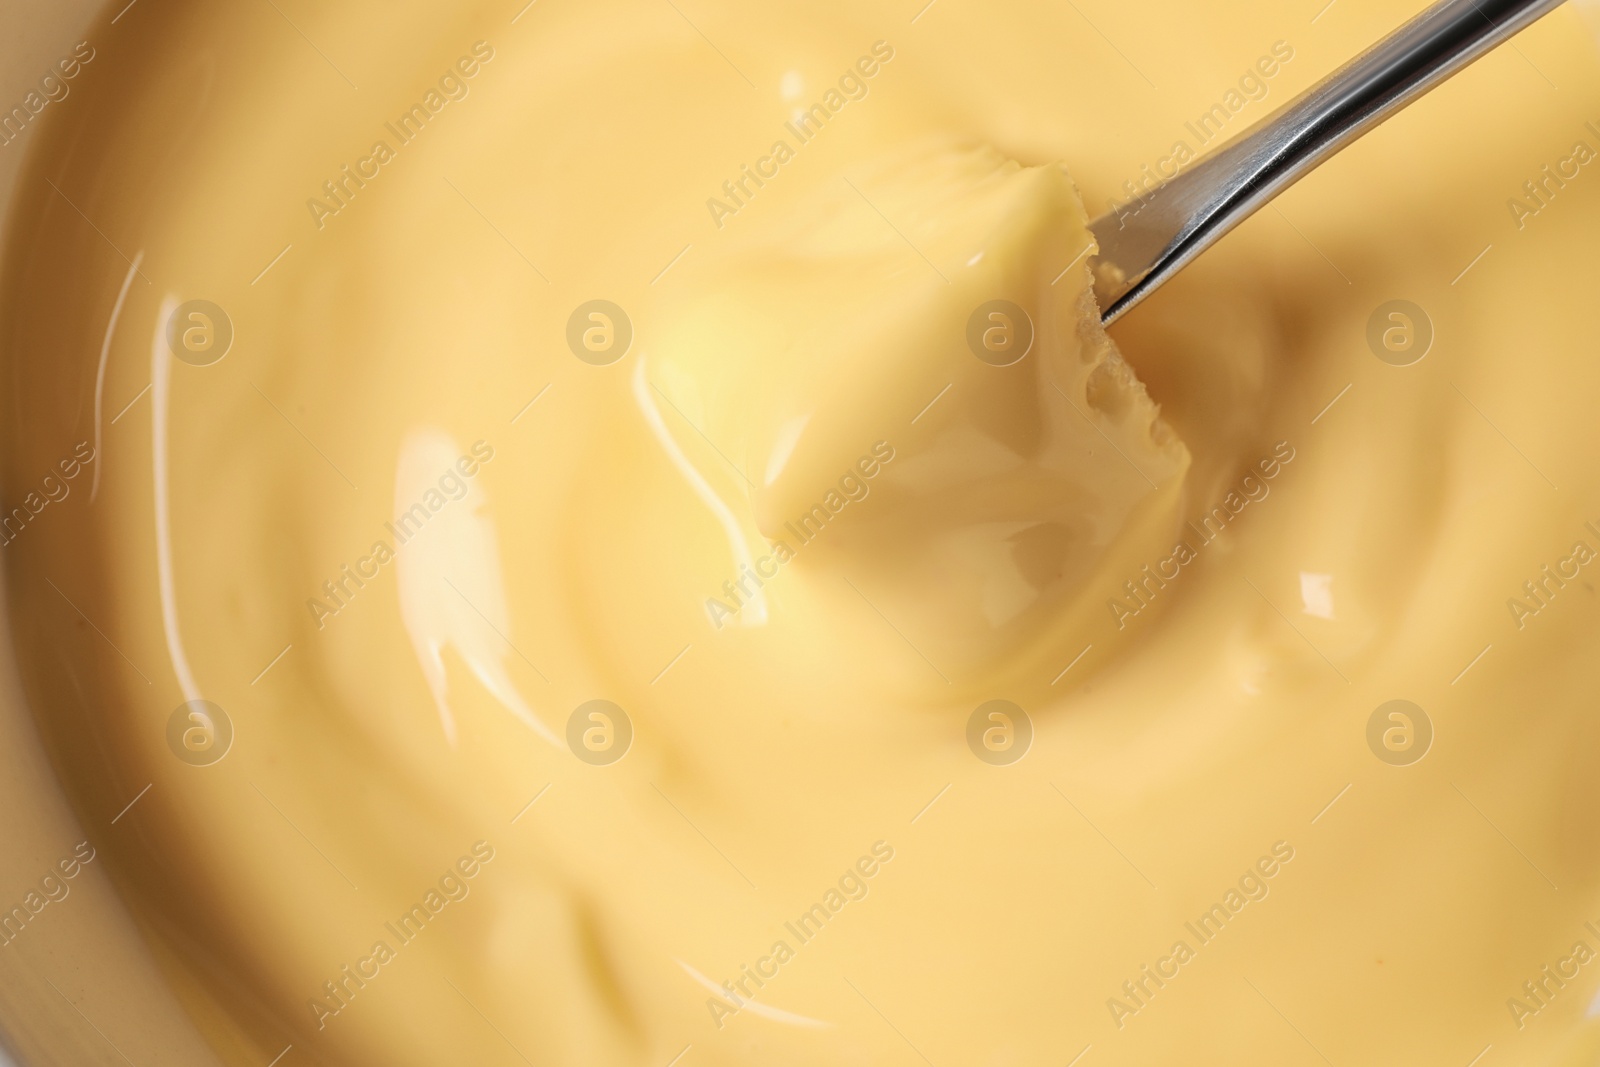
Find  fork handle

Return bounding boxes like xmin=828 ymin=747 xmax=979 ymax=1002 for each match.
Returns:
xmin=1089 ymin=0 xmax=1568 ymax=324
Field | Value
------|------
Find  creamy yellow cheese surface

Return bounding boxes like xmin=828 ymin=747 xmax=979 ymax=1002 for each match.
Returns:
xmin=3 ymin=1 xmax=1600 ymax=1065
